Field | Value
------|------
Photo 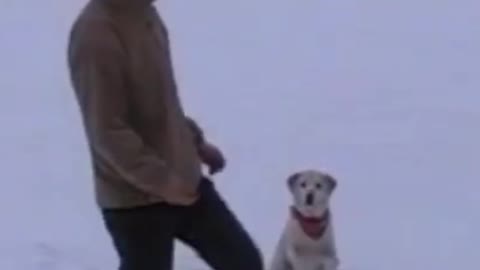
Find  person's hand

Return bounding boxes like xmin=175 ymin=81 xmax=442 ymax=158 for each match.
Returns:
xmin=198 ymin=141 xmax=226 ymax=175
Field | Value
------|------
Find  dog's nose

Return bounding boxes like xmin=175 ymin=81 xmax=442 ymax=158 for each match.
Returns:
xmin=305 ymin=192 xmax=314 ymax=205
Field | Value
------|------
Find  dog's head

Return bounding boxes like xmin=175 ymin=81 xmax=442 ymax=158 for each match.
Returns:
xmin=287 ymin=170 xmax=337 ymax=217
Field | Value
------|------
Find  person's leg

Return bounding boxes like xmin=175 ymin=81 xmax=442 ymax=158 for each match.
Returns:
xmin=177 ymin=179 xmax=264 ymax=270
xmin=101 ymin=203 xmax=180 ymax=270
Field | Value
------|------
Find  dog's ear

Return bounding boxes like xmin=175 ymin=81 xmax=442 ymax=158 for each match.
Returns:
xmin=324 ymin=173 xmax=337 ymax=193
xmin=287 ymin=172 xmax=301 ymax=192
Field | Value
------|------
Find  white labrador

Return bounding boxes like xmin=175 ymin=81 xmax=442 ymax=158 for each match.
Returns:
xmin=269 ymin=170 xmax=340 ymax=270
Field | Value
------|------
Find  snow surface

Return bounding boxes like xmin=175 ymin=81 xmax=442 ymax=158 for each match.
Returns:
xmin=1 ymin=0 xmax=479 ymax=269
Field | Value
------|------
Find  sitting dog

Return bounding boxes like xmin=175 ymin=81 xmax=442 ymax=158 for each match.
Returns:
xmin=269 ymin=170 xmax=340 ymax=270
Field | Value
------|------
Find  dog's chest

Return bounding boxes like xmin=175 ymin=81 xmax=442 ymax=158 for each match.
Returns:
xmin=285 ymin=219 xmax=333 ymax=267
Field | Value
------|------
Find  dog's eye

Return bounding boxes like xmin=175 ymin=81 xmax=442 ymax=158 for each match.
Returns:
xmin=315 ymin=183 xmax=323 ymax=189
xmin=300 ymin=182 xmax=307 ymax=188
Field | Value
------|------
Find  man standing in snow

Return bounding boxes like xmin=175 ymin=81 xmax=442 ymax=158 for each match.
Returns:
xmin=67 ymin=0 xmax=263 ymax=269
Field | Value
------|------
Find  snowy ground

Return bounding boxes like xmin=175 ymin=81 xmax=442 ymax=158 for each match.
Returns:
xmin=1 ymin=0 xmax=479 ymax=269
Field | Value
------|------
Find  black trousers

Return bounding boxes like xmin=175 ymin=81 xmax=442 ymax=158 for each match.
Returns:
xmin=102 ymin=179 xmax=264 ymax=270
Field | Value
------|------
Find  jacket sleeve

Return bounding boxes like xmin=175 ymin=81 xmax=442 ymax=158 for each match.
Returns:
xmin=185 ymin=116 xmax=205 ymax=147
xmin=69 ymin=29 xmax=171 ymax=197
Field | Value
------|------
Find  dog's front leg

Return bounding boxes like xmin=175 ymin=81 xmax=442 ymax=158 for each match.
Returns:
xmin=320 ymin=256 xmax=339 ymax=270
xmin=269 ymin=236 xmax=293 ymax=270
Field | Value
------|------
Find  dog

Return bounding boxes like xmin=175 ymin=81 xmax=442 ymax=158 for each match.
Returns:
xmin=269 ymin=170 xmax=340 ymax=270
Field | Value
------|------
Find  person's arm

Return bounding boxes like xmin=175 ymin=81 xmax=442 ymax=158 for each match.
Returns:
xmin=184 ymin=116 xmax=226 ymax=175
xmin=185 ymin=116 xmax=205 ymax=147
xmin=69 ymin=28 xmax=172 ymax=197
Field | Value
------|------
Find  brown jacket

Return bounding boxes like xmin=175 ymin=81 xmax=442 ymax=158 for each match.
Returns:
xmin=67 ymin=0 xmax=204 ymax=208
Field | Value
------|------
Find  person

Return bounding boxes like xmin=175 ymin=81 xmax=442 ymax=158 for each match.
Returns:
xmin=67 ymin=0 xmax=264 ymax=269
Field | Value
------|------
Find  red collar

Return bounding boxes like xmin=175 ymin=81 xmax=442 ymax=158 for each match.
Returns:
xmin=291 ymin=206 xmax=330 ymax=240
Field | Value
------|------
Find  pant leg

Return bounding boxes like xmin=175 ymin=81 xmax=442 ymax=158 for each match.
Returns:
xmin=177 ymin=179 xmax=264 ymax=270
xmin=101 ymin=203 xmax=181 ymax=270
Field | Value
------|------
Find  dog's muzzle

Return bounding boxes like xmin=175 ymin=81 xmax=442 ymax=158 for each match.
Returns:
xmin=305 ymin=192 xmax=314 ymax=206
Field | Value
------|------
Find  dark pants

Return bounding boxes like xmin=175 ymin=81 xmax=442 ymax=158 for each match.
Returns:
xmin=102 ymin=179 xmax=264 ymax=270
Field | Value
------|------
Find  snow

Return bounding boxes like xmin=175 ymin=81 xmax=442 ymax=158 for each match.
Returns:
xmin=0 ymin=0 xmax=479 ymax=269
